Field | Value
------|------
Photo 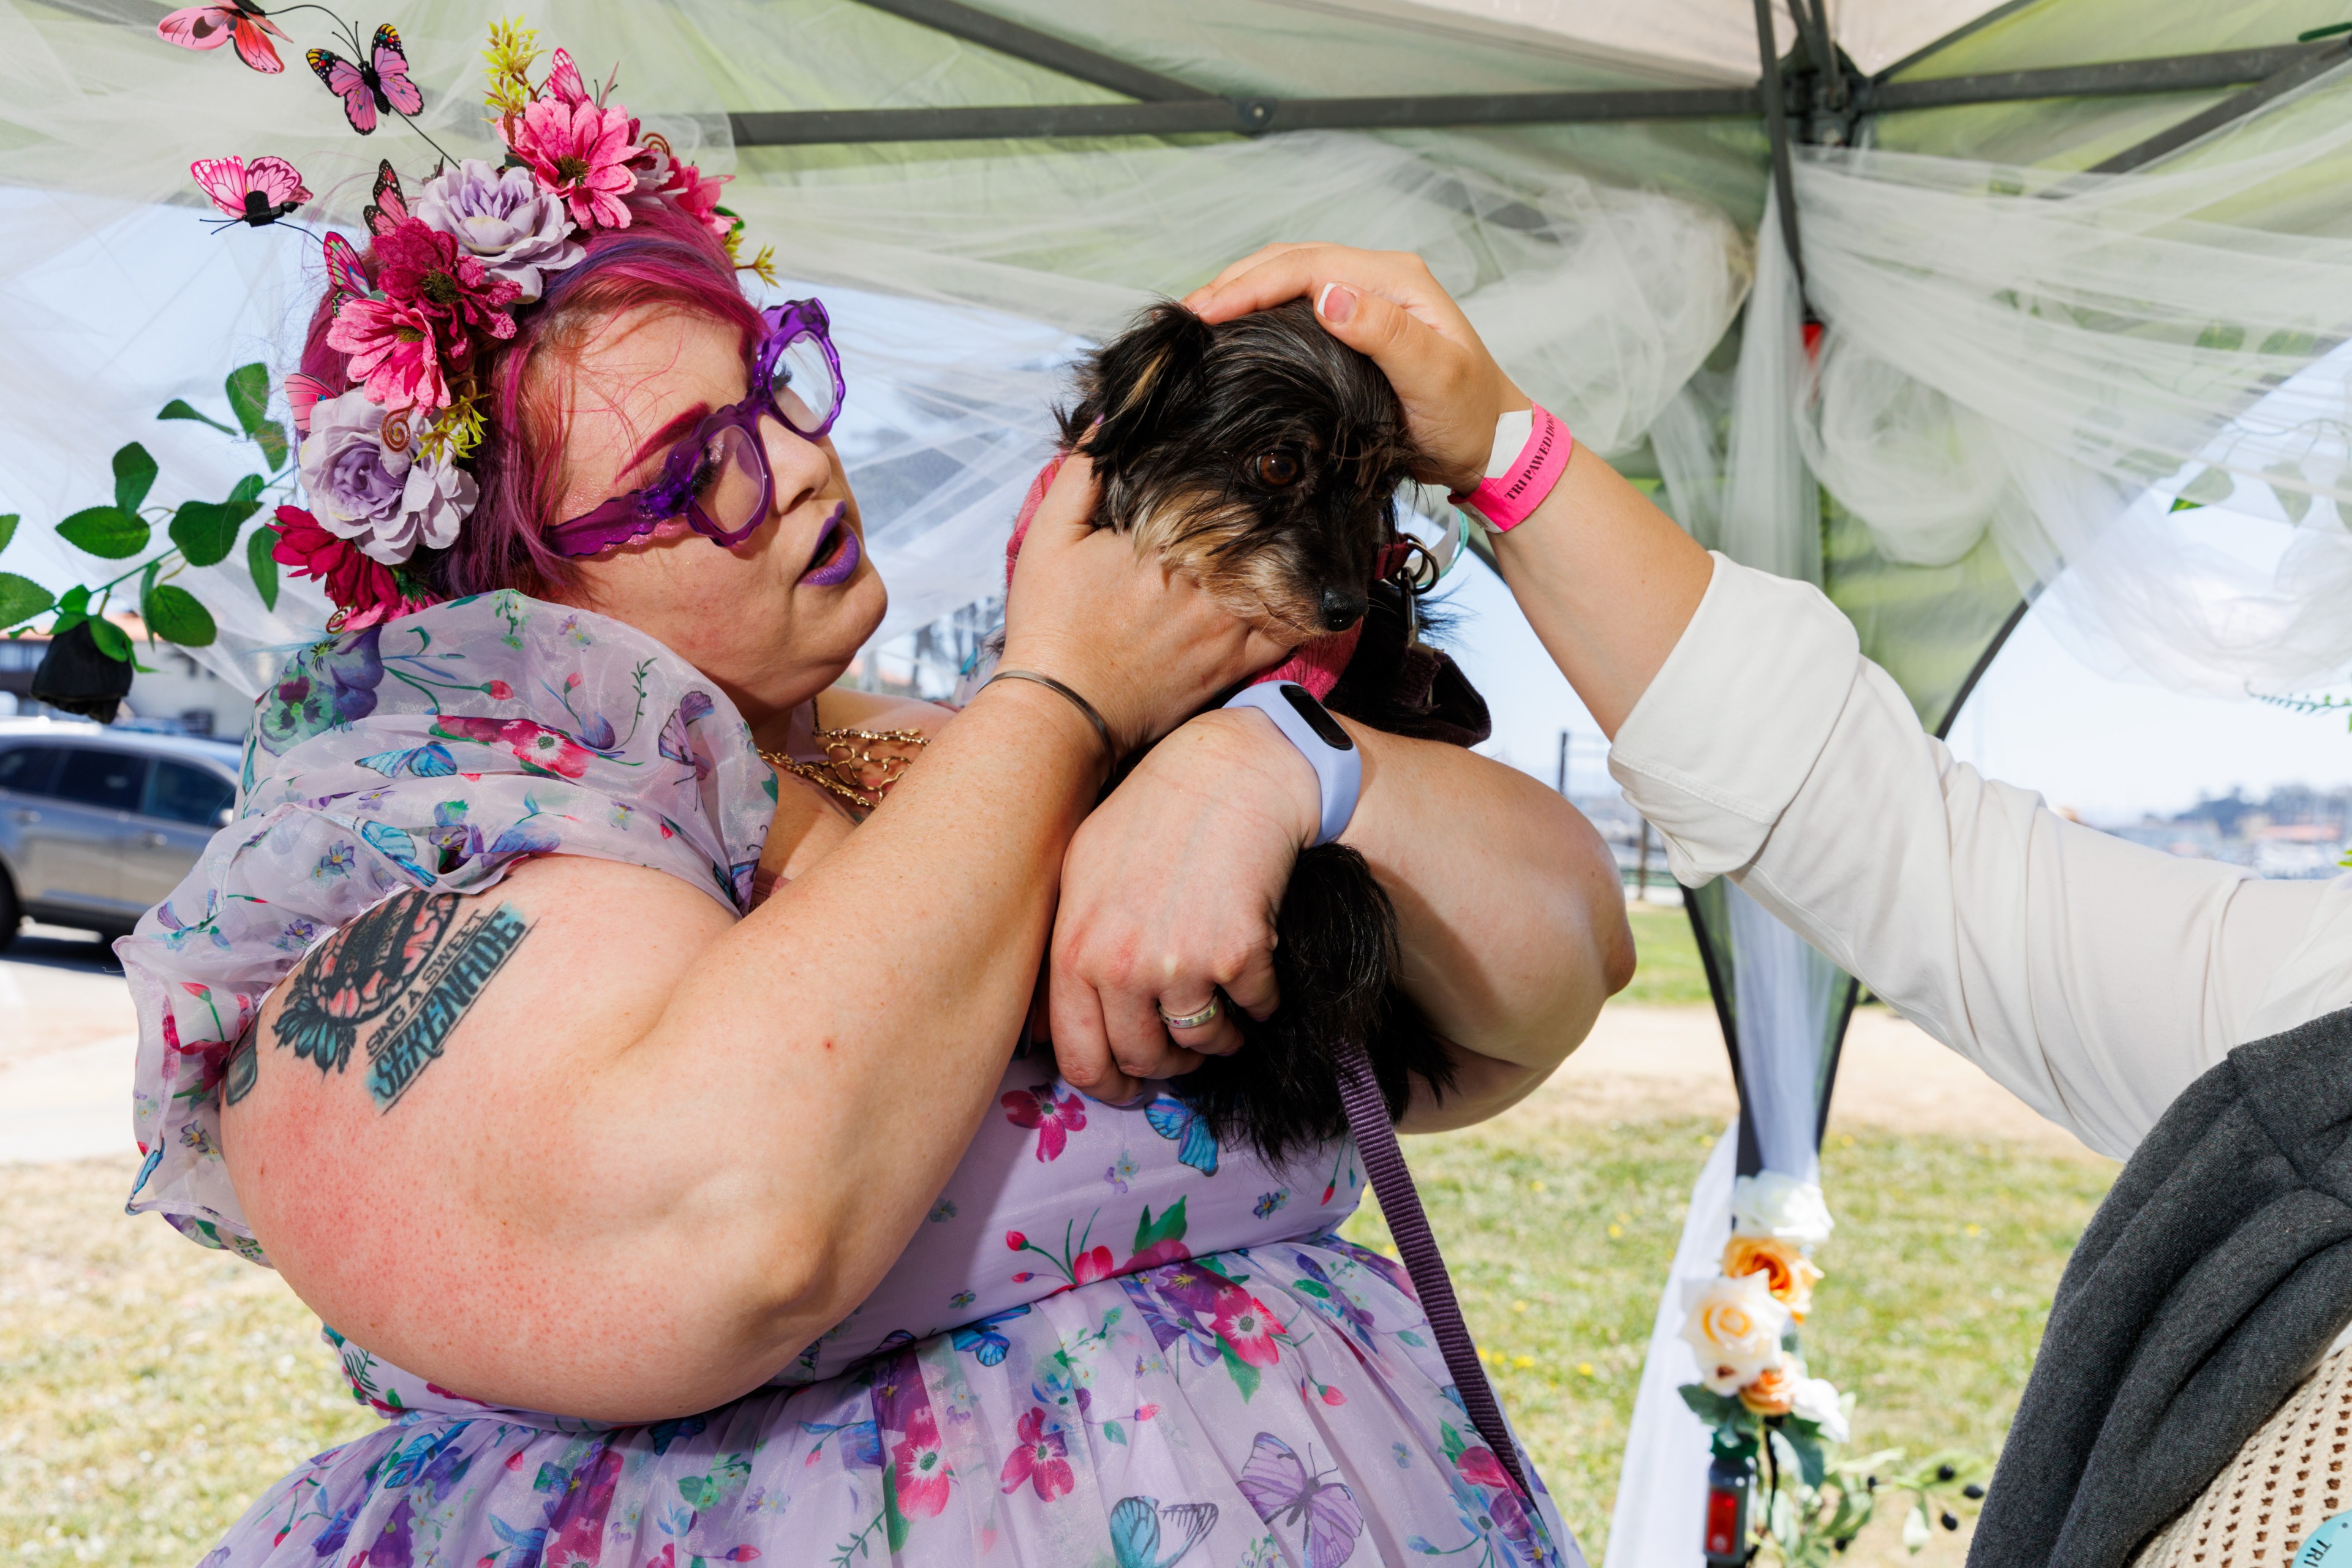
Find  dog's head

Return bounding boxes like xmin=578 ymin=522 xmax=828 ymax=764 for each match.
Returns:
xmin=1058 ymin=300 xmax=1422 ymax=638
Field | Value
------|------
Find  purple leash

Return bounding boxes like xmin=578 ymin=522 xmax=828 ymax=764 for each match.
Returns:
xmin=1332 ymin=1036 xmax=1531 ymax=1498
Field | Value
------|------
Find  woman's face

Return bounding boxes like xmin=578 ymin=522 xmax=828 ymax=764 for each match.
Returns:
xmin=544 ymin=303 xmax=886 ymax=734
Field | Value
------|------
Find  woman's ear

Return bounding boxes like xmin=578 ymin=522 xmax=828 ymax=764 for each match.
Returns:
xmin=1063 ymin=302 xmax=1213 ymax=472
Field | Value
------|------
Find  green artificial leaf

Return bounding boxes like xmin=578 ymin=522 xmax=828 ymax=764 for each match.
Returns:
xmin=1678 ymin=1384 xmax=1745 ymax=1427
xmin=247 ymin=524 xmax=281 ymax=611
xmin=142 ymin=584 xmax=216 ymax=647
xmin=2194 ymin=321 xmax=2245 ymax=354
xmin=0 ymin=573 xmax=54 ymax=629
xmin=228 ymin=472 xmax=267 ymax=507
xmin=112 ymin=442 xmax=159 ymax=512
xmin=254 ymin=419 xmax=290 ymax=472
xmin=88 ymin=616 xmax=132 ymax=662
xmin=58 ymin=506 xmax=151 ymax=559
xmin=2268 ymin=462 xmax=2314 ymax=524
xmin=170 ymin=501 xmax=239 ymax=568
xmin=226 ymin=363 xmax=271 ymax=437
xmin=1781 ymin=1425 xmax=1828 ymax=1490
xmin=158 ymin=398 xmax=238 ymax=436
xmin=2170 ymin=466 xmax=2235 ymax=513
xmin=56 ymin=584 xmax=89 ymax=617
xmin=0 ymin=514 xmax=17 ymax=556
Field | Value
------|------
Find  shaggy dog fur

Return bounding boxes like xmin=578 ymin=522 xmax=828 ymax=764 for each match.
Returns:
xmin=1060 ymin=299 xmax=1493 ymax=1162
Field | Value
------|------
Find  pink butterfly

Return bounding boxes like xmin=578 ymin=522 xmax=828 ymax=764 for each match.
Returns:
xmin=306 ymin=23 xmax=422 ymax=136
xmin=320 ymin=232 xmax=371 ymax=309
xmin=190 ymin=155 xmax=310 ymax=228
xmin=1235 ymin=1433 xmax=1363 ymax=1568
xmin=284 ymin=372 xmax=336 ymax=437
xmin=1000 ymin=1082 xmax=1087 ymax=1161
xmin=544 ymin=46 xmax=589 ymax=107
xmin=156 ymin=1 xmax=285 ymax=74
xmin=361 ymin=159 xmax=408 ymax=237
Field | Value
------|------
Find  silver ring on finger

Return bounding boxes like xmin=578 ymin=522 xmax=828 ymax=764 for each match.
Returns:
xmin=1157 ymin=994 xmax=1222 ymax=1031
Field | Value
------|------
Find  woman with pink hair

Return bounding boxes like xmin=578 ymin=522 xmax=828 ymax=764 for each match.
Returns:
xmin=122 ymin=38 xmax=1632 ymax=1568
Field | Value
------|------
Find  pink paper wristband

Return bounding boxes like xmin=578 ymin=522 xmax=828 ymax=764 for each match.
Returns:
xmin=1450 ymin=403 xmax=1574 ymax=532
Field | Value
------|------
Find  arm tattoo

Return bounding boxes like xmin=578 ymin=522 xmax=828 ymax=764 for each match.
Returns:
xmin=270 ymin=889 xmax=532 ymax=1112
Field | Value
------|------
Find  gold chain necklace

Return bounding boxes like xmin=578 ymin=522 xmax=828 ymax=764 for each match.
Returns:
xmin=759 ymin=720 xmax=930 ymax=812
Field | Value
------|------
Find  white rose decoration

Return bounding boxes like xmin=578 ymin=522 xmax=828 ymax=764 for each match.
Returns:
xmin=1790 ymin=1375 xmax=1850 ymax=1442
xmin=1732 ymin=1171 xmax=1835 ymax=1248
xmin=1680 ymin=1272 xmax=1791 ymax=1395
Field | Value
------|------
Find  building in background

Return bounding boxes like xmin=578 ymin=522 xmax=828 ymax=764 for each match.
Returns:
xmin=0 ymin=619 xmax=251 ymax=739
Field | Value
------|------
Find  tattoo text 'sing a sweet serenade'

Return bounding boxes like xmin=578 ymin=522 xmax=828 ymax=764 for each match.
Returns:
xmin=257 ymin=890 xmax=531 ymax=1112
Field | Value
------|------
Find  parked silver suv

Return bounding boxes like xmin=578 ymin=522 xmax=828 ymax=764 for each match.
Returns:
xmin=0 ymin=717 xmax=240 ymax=946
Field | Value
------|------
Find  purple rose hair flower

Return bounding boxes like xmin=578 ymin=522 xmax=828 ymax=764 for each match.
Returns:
xmin=413 ymin=159 xmax=584 ymax=303
xmin=296 ymin=388 xmax=475 ymax=564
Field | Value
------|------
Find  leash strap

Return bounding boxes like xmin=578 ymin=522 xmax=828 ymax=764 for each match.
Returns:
xmin=1332 ymin=1036 xmax=1531 ymax=1496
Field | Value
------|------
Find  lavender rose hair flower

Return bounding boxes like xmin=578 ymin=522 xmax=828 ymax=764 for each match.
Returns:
xmin=298 ymin=389 xmax=475 ymax=564
xmin=412 ymin=158 xmax=583 ymax=303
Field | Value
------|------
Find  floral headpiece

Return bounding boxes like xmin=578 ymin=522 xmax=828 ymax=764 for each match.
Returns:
xmin=272 ymin=18 xmax=773 ymax=628
xmin=0 ymin=13 xmax=775 ymax=711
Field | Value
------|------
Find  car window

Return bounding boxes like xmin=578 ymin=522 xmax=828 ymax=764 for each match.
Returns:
xmin=53 ymin=748 xmax=150 ymax=812
xmin=145 ymin=760 xmax=235 ymax=827
xmin=0 ymin=745 xmax=61 ymax=797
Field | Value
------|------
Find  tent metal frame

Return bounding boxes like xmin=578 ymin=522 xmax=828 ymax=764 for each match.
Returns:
xmin=730 ymin=0 xmax=2350 ymax=146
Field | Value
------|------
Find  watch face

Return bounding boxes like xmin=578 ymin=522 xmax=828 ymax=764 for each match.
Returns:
xmin=1279 ymin=682 xmax=1354 ymax=750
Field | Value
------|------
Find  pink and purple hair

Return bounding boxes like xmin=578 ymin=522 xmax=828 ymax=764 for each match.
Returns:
xmin=298 ymin=190 xmax=766 ymax=600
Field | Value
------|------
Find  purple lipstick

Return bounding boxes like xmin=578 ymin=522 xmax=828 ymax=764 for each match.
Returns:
xmin=800 ymin=502 xmax=859 ymax=587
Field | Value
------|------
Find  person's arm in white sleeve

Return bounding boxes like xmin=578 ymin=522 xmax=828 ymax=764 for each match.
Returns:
xmin=1605 ymin=552 xmax=2327 ymax=1159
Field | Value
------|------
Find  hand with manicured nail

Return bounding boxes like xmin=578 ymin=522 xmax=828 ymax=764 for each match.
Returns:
xmin=1183 ymin=244 xmax=1526 ymax=494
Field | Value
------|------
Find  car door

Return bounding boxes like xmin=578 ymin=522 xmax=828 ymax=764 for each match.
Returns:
xmin=0 ymin=744 xmax=64 ymax=910
xmin=122 ymin=757 xmax=236 ymax=909
xmin=31 ymin=747 xmax=152 ymax=922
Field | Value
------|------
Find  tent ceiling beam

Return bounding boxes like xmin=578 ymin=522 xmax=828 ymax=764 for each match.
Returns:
xmin=2083 ymin=40 xmax=2352 ymax=173
xmin=847 ymin=0 xmax=1213 ymax=102
xmin=731 ymin=41 xmax=2344 ymax=145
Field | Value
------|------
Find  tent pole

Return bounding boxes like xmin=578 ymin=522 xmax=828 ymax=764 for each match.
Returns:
xmin=2081 ymin=37 xmax=2352 ymax=174
xmin=847 ymin=0 xmax=1213 ymax=102
xmin=1751 ymin=0 xmax=1809 ymax=300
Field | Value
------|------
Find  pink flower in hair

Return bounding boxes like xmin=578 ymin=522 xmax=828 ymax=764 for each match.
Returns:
xmin=370 ymin=217 xmax=521 ymax=346
xmin=660 ymin=159 xmax=734 ymax=241
xmin=510 ymin=96 xmax=639 ymax=231
xmin=326 ymin=296 xmax=449 ymax=411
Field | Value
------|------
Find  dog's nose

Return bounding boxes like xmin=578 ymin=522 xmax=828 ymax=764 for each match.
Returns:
xmin=1318 ymin=587 xmax=1368 ymax=631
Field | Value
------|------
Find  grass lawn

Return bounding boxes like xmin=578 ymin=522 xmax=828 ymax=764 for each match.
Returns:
xmin=1618 ymin=903 xmax=1714 ymax=1007
xmin=0 ymin=1120 xmax=2111 ymax=1566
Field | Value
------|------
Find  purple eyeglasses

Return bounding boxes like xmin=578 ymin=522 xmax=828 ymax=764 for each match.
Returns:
xmin=546 ymin=298 xmax=845 ymax=559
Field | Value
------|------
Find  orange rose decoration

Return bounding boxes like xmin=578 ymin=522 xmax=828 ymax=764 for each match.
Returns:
xmin=1739 ymin=1360 xmax=1799 ymax=1417
xmin=1722 ymin=1234 xmax=1825 ymax=1322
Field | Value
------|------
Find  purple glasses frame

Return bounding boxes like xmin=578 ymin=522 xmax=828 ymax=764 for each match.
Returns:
xmin=545 ymin=298 xmax=845 ymax=559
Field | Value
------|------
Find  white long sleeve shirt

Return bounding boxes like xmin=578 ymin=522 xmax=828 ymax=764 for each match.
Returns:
xmin=1607 ymin=553 xmax=2352 ymax=1161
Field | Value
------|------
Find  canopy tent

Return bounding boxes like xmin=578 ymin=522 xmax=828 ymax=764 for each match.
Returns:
xmin=6 ymin=0 xmax=2352 ymax=1561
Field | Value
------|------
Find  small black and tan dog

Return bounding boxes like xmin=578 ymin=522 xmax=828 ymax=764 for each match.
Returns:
xmin=1057 ymin=298 xmax=1493 ymax=1162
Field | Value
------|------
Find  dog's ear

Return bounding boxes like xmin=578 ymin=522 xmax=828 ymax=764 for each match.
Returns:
xmin=1060 ymin=303 xmax=1213 ymax=467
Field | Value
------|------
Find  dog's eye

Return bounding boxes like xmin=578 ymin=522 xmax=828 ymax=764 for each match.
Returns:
xmin=1252 ymin=451 xmax=1302 ymax=488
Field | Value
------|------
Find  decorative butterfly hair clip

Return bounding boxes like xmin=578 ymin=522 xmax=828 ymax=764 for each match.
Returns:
xmin=156 ymin=1 xmax=287 ymax=74
xmin=191 ymin=155 xmax=312 ymax=231
xmin=306 ymin=21 xmax=423 ymax=137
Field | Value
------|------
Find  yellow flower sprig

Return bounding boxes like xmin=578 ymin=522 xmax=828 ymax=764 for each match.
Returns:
xmin=483 ymin=17 xmax=541 ymax=118
xmin=416 ymin=398 xmax=486 ymax=464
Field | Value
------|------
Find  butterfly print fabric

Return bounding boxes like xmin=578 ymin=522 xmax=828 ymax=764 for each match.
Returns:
xmin=119 ymin=592 xmax=1581 ymax=1567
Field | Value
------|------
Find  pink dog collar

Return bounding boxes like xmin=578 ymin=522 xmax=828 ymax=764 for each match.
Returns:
xmin=1450 ymin=404 xmax=1572 ymax=533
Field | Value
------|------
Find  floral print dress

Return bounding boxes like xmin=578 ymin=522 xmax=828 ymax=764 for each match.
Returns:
xmin=118 ymin=592 xmax=1580 ymax=1568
